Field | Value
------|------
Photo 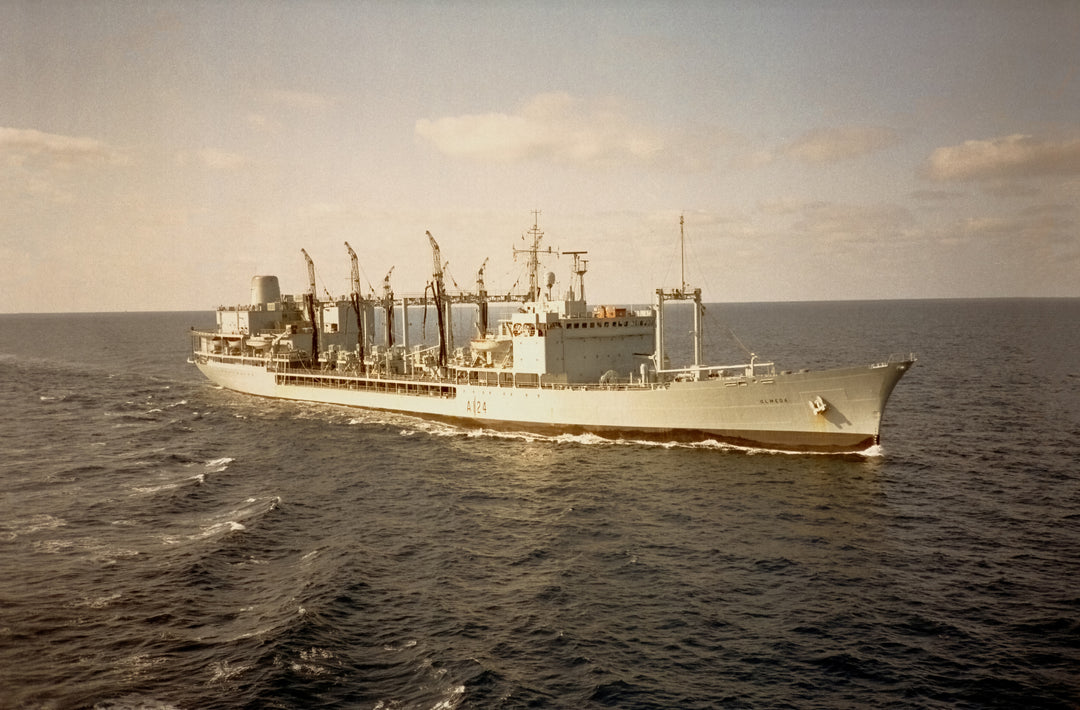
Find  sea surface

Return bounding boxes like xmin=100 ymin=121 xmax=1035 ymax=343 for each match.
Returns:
xmin=1 ymin=299 xmax=1078 ymax=709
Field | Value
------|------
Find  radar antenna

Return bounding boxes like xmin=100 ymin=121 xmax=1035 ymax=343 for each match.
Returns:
xmin=562 ymin=250 xmax=589 ymax=302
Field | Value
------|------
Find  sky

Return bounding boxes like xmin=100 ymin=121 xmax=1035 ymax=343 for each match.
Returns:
xmin=2 ymin=0 xmax=1079 ymax=313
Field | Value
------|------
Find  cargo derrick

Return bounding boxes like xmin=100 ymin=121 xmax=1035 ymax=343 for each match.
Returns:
xmin=425 ymin=231 xmax=449 ymax=368
xmin=300 ymin=248 xmax=319 ymax=365
xmin=344 ymin=241 xmax=367 ymax=365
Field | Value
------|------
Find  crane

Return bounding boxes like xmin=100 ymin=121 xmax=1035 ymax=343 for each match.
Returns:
xmin=425 ymin=231 xmax=448 ymax=367
xmin=382 ymin=266 xmax=394 ymax=347
xmin=475 ymin=258 xmax=489 ymax=337
xmin=300 ymin=248 xmax=317 ymax=296
xmin=344 ymin=241 xmax=366 ymax=361
xmin=300 ymin=248 xmax=319 ymax=365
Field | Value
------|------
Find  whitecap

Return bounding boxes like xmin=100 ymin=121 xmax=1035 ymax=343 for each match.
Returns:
xmin=860 ymin=444 xmax=885 ymax=457
xmin=31 ymin=537 xmax=140 ymax=564
xmin=431 ymin=685 xmax=466 ymax=710
xmin=208 ymin=660 xmax=251 ymax=683
xmin=204 ymin=457 xmax=234 ymax=472
xmin=300 ymin=647 xmax=333 ymax=661
xmin=132 ymin=482 xmax=181 ymax=495
xmin=552 ymin=432 xmax=614 ymax=446
xmin=2 ymin=514 xmax=67 ymax=538
xmin=69 ymin=592 xmax=122 ymax=609
xmin=182 ymin=520 xmax=246 ymax=542
xmin=382 ymin=639 xmax=419 ymax=652
xmin=91 ymin=696 xmax=182 ymax=710
xmin=445 ymin=425 xmax=882 ymax=456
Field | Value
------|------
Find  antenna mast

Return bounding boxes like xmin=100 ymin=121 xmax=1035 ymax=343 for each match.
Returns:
xmin=680 ymin=214 xmax=687 ymax=293
xmin=513 ymin=209 xmax=556 ymax=301
xmin=562 ymin=250 xmax=589 ymax=302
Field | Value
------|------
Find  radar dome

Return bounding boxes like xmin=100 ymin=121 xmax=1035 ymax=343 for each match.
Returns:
xmin=250 ymin=275 xmax=281 ymax=306
xmin=546 ymin=271 xmax=556 ymax=288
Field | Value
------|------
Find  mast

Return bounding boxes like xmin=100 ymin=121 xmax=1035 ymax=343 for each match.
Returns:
xmin=400 ymin=291 xmax=409 ymax=373
xmin=680 ymin=214 xmax=687 ymax=293
xmin=563 ymin=250 xmax=588 ymax=302
xmin=513 ymin=210 xmax=555 ymax=302
xmin=692 ymin=286 xmax=703 ymax=372
xmin=300 ymin=248 xmax=319 ymax=364
xmin=679 ymin=214 xmax=703 ymax=372
xmin=654 ymin=216 xmax=704 ymax=379
xmin=654 ymin=288 xmax=665 ymax=375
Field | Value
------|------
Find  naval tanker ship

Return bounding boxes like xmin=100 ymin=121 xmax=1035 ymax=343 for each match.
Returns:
xmin=191 ymin=216 xmax=914 ymax=452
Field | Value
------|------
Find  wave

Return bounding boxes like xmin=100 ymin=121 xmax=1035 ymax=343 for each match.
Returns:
xmin=29 ymin=536 xmax=141 ymax=565
xmin=208 ymin=659 xmax=253 ymax=684
xmin=0 ymin=513 xmax=67 ymax=540
xmin=129 ymin=457 xmax=235 ymax=496
xmin=204 ymin=457 xmax=234 ymax=473
xmin=378 ymin=415 xmax=885 ymax=457
xmin=91 ymin=696 xmax=183 ymax=710
xmin=161 ymin=495 xmax=279 ymax=546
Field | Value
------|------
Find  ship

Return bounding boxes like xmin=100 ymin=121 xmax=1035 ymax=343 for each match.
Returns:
xmin=191 ymin=215 xmax=915 ymax=453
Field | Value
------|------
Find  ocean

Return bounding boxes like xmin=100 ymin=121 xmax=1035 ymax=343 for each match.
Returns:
xmin=1 ymin=299 xmax=1077 ymax=709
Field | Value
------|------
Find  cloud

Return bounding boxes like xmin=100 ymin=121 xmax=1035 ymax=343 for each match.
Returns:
xmin=243 ymin=91 xmax=337 ymax=135
xmin=929 ymin=202 xmax=1077 ymax=252
xmin=955 ymin=212 xmax=1075 ymax=243
xmin=757 ymin=198 xmax=827 ymax=216
xmin=415 ymin=92 xmax=668 ymax=167
xmin=909 ymin=189 xmax=964 ymax=202
xmin=980 ymin=182 xmax=1042 ymax=198
xmin=782 ymin=126 xmax=899 ymax=164
xmin=246 ymin=112 xmax=278 ymax=132
xmin=0 ymin=127 xmax=127 ymax=168
xmin=196 ymin=148 xmax=248 ymax=170
xmin=173 ymin=148 xmax=248 ymax=171
xmin=1019 ymin=203 xmax=1077 ymax=218
xmin=790 ymin=202 xmax=916 ymax=245
xmin=266 ymin=90 xmax=337 ymax=112
xmin=924 ymin=133 xmax=1080 ymax=182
